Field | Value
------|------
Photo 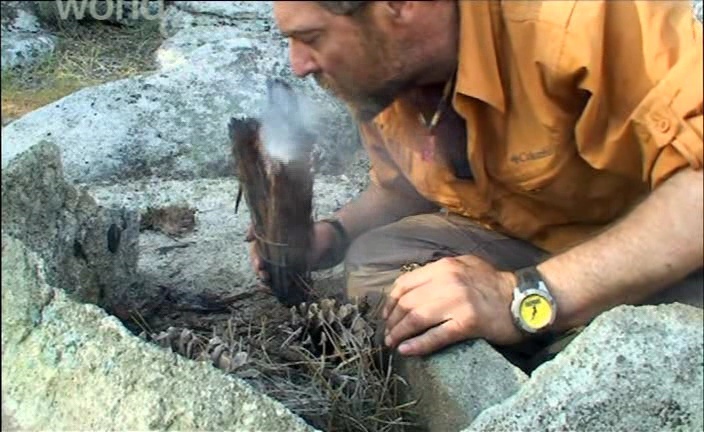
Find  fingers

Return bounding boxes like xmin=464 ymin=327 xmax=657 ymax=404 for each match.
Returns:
xmin=245 ymin=225 xmax=255 ymax=242
xmin=380 ymin=255 xmax=507 ymax=356
xmin=396 ymin=320 xmax=467 ymax=356
xmin=246 ymin=225 xmax=270 ymax=282
xmin=383 ymin=283 xmax=428 ymax=340
xmin=248 ymin=241 xmax=261 ymax=269
xmin=384 ymin=302 xmax=448 ymax=350
xmin=249 ymin=249 xmax=269 ymax=282
xmin=382 ymin=269 xmax=432 ymax=320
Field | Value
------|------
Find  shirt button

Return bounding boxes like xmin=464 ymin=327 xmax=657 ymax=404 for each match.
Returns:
xmin=657 ymin=119 xmax=671 ymax=133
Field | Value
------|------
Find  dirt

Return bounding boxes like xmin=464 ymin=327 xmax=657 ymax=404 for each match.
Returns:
xmin=1 ymin=405 xmax=21 ymax=432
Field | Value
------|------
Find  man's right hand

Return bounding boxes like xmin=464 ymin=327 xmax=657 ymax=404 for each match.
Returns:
xmin=247 ymin=221 xmax=346 ymax=281
xmin=247 ymin=180 xmax=440 ymax=281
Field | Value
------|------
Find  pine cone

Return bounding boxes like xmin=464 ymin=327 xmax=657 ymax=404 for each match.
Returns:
xmin=206 ymin=336 xmax=247 ymax=372
xmin=285 ymin=298 xmax=374 ymax=359
xmin=151 ymin=326 xmax=203 ymax=359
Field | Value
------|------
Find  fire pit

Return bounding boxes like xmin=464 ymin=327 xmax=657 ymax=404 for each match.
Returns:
xmin=114 ymin=80 xmax=416 ymax=431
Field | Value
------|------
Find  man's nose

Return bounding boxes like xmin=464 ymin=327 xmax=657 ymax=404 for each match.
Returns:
xmin=289 ymin=41 xmax=320 ymax=77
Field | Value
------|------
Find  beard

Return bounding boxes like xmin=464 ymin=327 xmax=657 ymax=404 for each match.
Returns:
xmin=314 ymin=71 xmax=410 ymax=123
xmin=311 ymin=20 xmax=419 ymax=122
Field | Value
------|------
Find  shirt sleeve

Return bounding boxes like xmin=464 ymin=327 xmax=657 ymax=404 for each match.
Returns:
xmin=358 ymin=120 xmax=422 ymax=198
xmin=560 ymin=0 xmax=703 ymax=189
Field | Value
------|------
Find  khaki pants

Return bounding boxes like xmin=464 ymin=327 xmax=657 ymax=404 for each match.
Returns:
xmin=343 ymin=212 xmax=704 ymax=370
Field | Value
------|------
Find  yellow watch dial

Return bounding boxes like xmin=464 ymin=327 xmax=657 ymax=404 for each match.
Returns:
xmin=519 ymin=294 xmax=553 ymax=329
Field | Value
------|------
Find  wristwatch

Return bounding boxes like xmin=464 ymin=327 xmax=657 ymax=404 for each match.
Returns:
xmin=319 ymin=217 xmax=350 ymax=252
xmin=510 ymin=266 xmax=557 ymax=334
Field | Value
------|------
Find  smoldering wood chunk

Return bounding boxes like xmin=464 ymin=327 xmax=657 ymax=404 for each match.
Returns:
xmin=229 ymin=79 xmax=315 ymax=307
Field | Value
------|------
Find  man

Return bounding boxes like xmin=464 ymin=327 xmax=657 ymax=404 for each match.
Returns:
xmin=252 ymin=0 xmax=703 ymax=363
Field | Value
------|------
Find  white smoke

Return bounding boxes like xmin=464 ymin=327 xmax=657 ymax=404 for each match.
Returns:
xmin=259 ymin=82 xmax=322 ymax=164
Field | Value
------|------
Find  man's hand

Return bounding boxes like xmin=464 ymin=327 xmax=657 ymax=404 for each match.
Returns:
xmin=382 ymin=255 xmax=523 ymax=356
xmin=247 ymin=221 xmax=343 ymax=281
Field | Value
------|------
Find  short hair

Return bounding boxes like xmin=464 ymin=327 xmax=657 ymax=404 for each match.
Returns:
xmin=315 ymin=1 xmax=371 ymax=16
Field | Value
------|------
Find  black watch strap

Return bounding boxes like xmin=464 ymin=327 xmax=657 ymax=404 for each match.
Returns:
xmin=319 ymin=218 xmax=350 ymax=251
xmin=515 ymin=266 xmax=543 ymax=292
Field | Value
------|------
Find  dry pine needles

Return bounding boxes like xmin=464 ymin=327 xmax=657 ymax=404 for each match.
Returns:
xmin=138 ymin=297 xmax=415 ymax=432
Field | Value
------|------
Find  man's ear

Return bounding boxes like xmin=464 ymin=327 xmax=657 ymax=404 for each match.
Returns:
xmin=382 ymin=1 xmax=411 ymax=21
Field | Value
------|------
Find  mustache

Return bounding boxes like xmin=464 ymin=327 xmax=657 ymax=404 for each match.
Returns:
xmin=312 ymin=73 xmax=397 ymax=122
xmin=313 ymin=73 xmax=336 ymax=94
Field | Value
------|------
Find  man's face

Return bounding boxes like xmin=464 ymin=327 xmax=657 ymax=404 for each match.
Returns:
xmin=274 ymin=1 xmax=415 ymax=122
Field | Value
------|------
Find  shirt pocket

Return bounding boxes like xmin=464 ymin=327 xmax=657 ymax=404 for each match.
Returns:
xmin=498 ymin=142 xmax=645 ymax=224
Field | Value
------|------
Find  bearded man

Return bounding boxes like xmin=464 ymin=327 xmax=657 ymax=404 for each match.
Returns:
xmin=250 ymin=0 xmax=703 ymax=366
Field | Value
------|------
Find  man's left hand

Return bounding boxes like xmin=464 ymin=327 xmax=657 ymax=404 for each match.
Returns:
xmin=382 ymin=255 xmax=523 ymax=356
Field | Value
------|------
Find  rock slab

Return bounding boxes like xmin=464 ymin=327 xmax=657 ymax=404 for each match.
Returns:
xmin=1 ymin=234 xmax=316 ymax=432
xmin=395 ymin=339 xmax=529 ymax=431
xmin=1 ymin=1 xmax=56 ymax=71
xmin=160 ymin=1 xmax=274 ymax=39
xmin=466 ymin=304 xmax=704 ymax=432
xmin=1 ymin=141 xmax=143 ymax=314
xmin=1 ymin=0 xmax=359 ymax=184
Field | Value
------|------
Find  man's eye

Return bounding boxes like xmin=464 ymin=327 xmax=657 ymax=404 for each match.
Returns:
xmin=301 ymin=34 xmax=320 ymax=45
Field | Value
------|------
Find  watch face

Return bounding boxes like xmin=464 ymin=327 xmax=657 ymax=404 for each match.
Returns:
xmin=519 ymin=293 xmax=554 ymax=330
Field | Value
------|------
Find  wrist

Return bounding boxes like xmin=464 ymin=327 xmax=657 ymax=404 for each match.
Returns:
xmin=535 ymin=260 xmax=583 ymax=331
xmin=318 ymin=217 xmax=351 ymax=255
xmin=499 ymin=270 xmax=518 ymax=306
xmin=500 ymin=271 xmax=518 ymax=292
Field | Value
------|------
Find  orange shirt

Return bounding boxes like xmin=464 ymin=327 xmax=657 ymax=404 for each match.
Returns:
xmin=361 ymin=0 xmax=703 ymax=253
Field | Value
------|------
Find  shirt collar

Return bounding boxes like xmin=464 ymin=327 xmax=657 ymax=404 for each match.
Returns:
xmin=455 ymin=0 xmax=506 ymax=113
